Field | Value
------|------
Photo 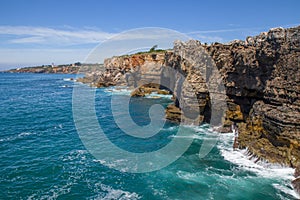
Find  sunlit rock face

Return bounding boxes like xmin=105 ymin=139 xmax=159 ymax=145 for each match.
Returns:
xmin=80 ymin=26 xmax=300 ymax=168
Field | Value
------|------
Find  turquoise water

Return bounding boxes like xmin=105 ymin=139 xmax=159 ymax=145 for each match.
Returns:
xmin=0 ymin=73 xmax=298 ymax=199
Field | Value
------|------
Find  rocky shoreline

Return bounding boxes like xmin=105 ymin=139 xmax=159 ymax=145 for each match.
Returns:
xmin=77 ymin=25 xmax=300 ymax=192
xmin=5 ymin=63 xmax=103 ymax=74
xmin=6 ymin=26 xmax=300 ymax=192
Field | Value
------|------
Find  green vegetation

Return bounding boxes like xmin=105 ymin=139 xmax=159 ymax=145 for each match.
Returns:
xmin=132 ymin=45 xmax=169 ymax=55
xmin=149 ymin=45 xmax=158 ymax=52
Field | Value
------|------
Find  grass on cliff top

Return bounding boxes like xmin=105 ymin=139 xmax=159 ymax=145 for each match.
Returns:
xmin=119 ymin=48 xmax=171 ymax=58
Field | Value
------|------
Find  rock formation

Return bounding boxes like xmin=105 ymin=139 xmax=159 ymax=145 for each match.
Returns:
xmin=9 ymin=25 xmax=299 ymax=193
xmin=79 ymin=26 xmax=300 ymax=168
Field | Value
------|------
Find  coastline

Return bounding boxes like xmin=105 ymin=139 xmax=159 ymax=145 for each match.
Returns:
xmin=4 ymin=25 xmax=300 ymax=196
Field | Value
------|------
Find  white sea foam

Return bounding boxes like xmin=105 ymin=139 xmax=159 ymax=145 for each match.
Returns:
xmin=98 ymin=184 xmax=141 ymax=200
xmin=170 ymin=125 xmax=219 ymax=141
xmin=214 ymin=130 xmax=298 ymax=199
xmin=27 ymin=182 xmax=72 ymax=200
xmin=217 ymin=132 xmax=294 ymax=179
xmin=61 ymin=149 xmax=88 ymax=162
xmin=162 ymin=126 xmax=178 ymax=131
xmin=144 ymin=92 xmax=173 ymax=99
xmin=94 ymin=159 xmax=131 ymax=173
xmin=104 ymin=86 xmax=133 ymax=96
xmin=0 ymin=132 xmax=37 ymax=143
xmin=18 ymin=132 xmax=35 ymax=137
xmin=59 ymin=85 xmax=70 ymax=88
xmin=63 ymin=78 xmax=74 ymax=81
xmin=273 ymin=183 xmax=300 ymax=199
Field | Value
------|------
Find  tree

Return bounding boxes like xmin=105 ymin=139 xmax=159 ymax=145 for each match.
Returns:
xmin=149 ymin=45 xmax=158 ymax=52
xmin=74 ymin=62 xmax=82 ymax=66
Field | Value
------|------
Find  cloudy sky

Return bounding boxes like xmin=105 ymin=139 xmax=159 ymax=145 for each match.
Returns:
xmin=0 ymin=0 xmax=299 ymax=70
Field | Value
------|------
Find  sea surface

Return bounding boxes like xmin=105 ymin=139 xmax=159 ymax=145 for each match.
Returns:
xmin=0 ymin=73 xmax=299 ymax=200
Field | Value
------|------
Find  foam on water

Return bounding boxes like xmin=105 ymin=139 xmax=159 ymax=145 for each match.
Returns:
xmin=94 ymin=159 xmax=131 ymax=173
xmin=144 ymin=92 xmax=173 ymax=99
xmin=0 ymin=132 xmax=37 ymax=143
xmin=104 ymin=86 xmax=133 ymax=96
xmin=63 ymin=78 xmax=74 ymax=82
xmin=215 ymin=129 xmax=299 ymax=199
xmin=97 ymin=184 xmax=141 ymax=200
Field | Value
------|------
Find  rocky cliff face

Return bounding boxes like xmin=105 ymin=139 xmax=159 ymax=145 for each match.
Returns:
xmin=220 ymin=26 xmax=300 ymax=167
xmin=164 ymin=26 xmax=300 ymax=167
xmin=80 ymin=26 xmax=300 ymax=168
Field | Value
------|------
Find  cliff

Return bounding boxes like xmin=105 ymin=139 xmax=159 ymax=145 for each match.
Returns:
xmin=79 ymin=26 xmax=300 ymax=168
xmin=203 ymin=26 xmax=300 ymax=167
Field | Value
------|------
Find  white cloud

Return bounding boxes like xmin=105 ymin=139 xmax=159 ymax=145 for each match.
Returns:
xmin=0 ymin=25 xmax=263 ymax=69
xmin=0 ymin=48 xmax=91 ymax=70
xmin=0 ymin=26 xmax=193 ymax=46
xmin=0 ymin=26 xmax=114 ymax=45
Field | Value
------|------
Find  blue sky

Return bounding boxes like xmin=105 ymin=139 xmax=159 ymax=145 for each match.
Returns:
xmin=0 ymin=0 xmax=299 ymax=69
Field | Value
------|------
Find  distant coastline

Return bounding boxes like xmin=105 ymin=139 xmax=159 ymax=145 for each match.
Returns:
xmin=4 ymin=63 xmax=103 ymax=74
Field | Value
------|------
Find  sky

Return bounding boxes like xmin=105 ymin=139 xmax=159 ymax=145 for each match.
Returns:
xmin=0 ymin=0 xmax=300 ymax=70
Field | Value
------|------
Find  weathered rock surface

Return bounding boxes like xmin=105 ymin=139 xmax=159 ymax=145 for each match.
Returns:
xmin=166 ymin=26 xmax=300 ymax=167
xmin=293 ymin=165 xmax=300 ymax=195
xmin=79 ymin=26 xmax=300 ymax=169
xmin=72 ymin=25 xmax=300 ymax=194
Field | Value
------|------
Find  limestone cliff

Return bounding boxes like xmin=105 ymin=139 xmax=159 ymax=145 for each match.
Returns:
xmin=80 ymin=26 xmax=300 ymax=168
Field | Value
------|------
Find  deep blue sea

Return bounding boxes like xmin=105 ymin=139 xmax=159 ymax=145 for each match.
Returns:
xmin=0 ymin=73 xmax=299 ymax=200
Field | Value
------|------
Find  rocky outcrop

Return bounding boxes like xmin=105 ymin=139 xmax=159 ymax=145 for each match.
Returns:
xmin=74 ymin=26 xmax=300 ymax=194
xmin=165 ymin=26 xmax=300 ymax=167
xmin=230 ymin=27 xmax=300 ymax=167
xmin=293 ymin=165 xmax=300 ymax=195
xmin=79 ymin=26 xmax=300 ymax=169
xmin=78 ymin=52 xmax=168 ymax=87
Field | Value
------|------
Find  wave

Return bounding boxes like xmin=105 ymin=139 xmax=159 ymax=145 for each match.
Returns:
xmin=217 ymin=133 xmax=294 ymax=178
xmin=94 ymin=184 xmax=141 ymax=200
xmin=0 ymin=132 xmax=37 ymax=143
xmin=104 ymin=86 xmax=133 ymax=96
xmin=63 ymin=78 xmax=74 ymax=82
xmin=216 ymin=131 xmax=299 ymax=199
xmin=144 ymin=92 xmax=172 ymax=99
xmin=61 ymin=149 xmax=88 ymax=162
xmin=273 ymin=183 xmax=300 ymax=200
xmin=59 ymin=85 xmax=72 ymax=88
xmin=93 ymin=159 xmax=131 ymax=173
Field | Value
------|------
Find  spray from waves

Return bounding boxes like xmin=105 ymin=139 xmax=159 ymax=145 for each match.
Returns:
xmin=104 ymin=86 xmax=133 ymax=96
xmin=169 ymin=125 xmax=299 ymax=199
xmin=144 ymin=92 xmax=173 ymax=99
xmin=63 ymin=78 xmax=75 ymax=82
xmin=103 ymin=86 xmax=173 ymax=100
xmin=93 ymin=159 xmax=131 ymax=173
xmin=217 ymin=131 xmax=299 ymax=199
xmin=91 ymin=184 xmax=141 ymax=200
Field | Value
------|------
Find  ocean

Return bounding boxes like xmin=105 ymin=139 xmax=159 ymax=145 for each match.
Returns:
xmin=0 ymin=73 xmax=298 ymax=200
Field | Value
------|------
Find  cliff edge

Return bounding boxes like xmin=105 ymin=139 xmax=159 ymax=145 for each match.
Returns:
xmin=79 ymin=26 xmax=300 ymax=168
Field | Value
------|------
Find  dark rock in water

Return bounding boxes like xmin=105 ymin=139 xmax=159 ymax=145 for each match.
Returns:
xmin=293 ymin=165 xmax=300 ymax=196
xmin=292 ymin=178 xmax=300 ymax=196
xmin=295 ymin=165 xmax=300 ymax=178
